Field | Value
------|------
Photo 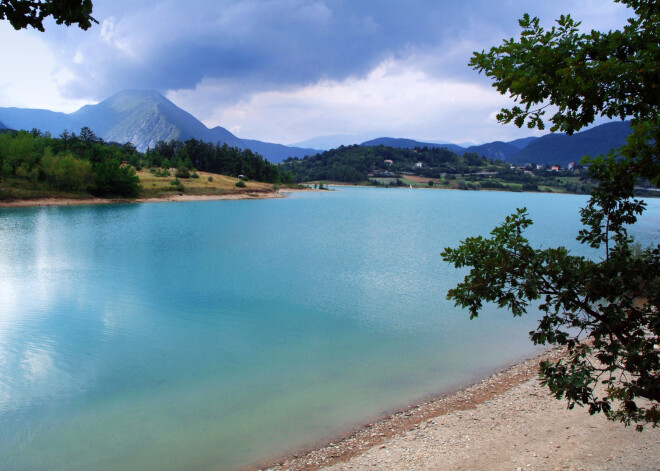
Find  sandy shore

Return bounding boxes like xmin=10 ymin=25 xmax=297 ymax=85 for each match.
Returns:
xmin=0 ymin=191 xmax=284 ymax=208
xmin=255 ymin=349 xmax=659 ymax=471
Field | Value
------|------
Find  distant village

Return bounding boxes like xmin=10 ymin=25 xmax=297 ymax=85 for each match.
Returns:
xmin=368 ymin=158 xmax=583 ymax=180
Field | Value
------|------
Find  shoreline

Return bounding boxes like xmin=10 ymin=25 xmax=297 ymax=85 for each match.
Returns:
xmin=250 ymin=350 xmax=559 ymax=471
xmin=251 ymin=348 xmax=659 ymax=470
xmin=0 ymin=191 xmax=284 ymax=209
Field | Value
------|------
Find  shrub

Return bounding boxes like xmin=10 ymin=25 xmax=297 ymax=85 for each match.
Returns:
xmin=191 ymin=172 xmax=199 ymax=178
xmin=176 ymin=167 xmax=190 ymax=178
xmin=235 ymin=180 xmax=246 ymax=188
xmin=522 ymin=183 xmax=540 ymax=192
xmin=169 ymin=178 xmax=184 ymax=192
xmin=207 ymin=176 xmax=213 ymax=182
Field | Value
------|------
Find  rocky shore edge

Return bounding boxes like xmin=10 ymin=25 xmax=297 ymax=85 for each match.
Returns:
xmin=251 ymin=350 xmax=561 ymax=471
xmin=252 ymin=348 xmax=659 ymax=471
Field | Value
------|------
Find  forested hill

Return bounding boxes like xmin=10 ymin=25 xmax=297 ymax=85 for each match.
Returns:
xmin=279 ymin=145 xmax=497 ymax=183
xmin=508 ymin=121 xmax=631 ymax=165
xmin=357 ymin=121 xmax=631 ymax=166
xmin=361 ymin=137 xmax=465 ymax=154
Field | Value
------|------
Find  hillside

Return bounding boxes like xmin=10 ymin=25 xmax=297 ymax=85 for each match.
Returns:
xmin=0 ymin=91 xmax=318 ymax=162
xmin=361 ymin=137 xmax=465 ymax=154
xmin=463 ymin=141 xmax=519 ymax=161
xmin=280 ymin=144 xmax=497 ymax=183
xmin=0 ymin=107 xmax=70 ymax=135
xmin=508 ymin=136 xmax=538 ymax=149
xmin=509 ymin=121 xmax=631 ymax=166
xmin=241 ymin=138 xmax=317 ymax=163
xmin=358 ymin=122 xmax=630 ymax=167
xmin=0 ymin=126 xmax=290 ymax=202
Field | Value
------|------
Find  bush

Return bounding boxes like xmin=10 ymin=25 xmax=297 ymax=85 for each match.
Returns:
xmin=481 ymin=179 xmax=505 ymax=189
xmin=207 ymin=176 xmax=213 ymax=182
xmin=428 ymin=180 xmax=434 ymax=186
xmin=176 ymin=167 xmax=190 ymax=178
xmin=169 ymin=178 xmax=184 ymax=192
xmin=522 ymin=183 xmax=540 ymax=192
xmin=235 ymin=180 xmax=246 ymax=188
xmin=191 ymin=172 xmax=199 ymax=178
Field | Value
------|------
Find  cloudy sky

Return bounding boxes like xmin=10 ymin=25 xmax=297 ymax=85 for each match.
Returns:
xmin=0 ymin=0 xmax=631 ymax=147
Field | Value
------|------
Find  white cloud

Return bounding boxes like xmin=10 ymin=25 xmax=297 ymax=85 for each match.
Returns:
xmin=0 ymin=24 xmax=92 ymax=112
xmin=99 ymin=17 xmax=137 ymax=58
xmin=169 ymin=58 xmax=545 ymax=145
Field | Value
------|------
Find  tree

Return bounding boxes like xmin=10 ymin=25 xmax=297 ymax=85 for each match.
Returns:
xmin=90 ymin=160 xmax=141 ymax=197
xmin=443 ymin=0 xmax=659 ymax=429
xmin=41 ymin=147 xmax=93 ymax=191
xmin=1 ymin=0 xmax=96 ymax=31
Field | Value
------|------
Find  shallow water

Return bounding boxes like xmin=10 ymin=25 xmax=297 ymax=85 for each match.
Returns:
xmin=0 ymin=187 xmax=657 ymax=470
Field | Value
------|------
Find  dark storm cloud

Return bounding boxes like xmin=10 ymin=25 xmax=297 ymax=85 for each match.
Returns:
xmin=40 ymin=0 xmax=630 ymax=102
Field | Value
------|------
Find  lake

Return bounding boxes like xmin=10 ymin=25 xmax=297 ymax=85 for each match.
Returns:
xmin=1 ymin=187 xmax=658 ymax=470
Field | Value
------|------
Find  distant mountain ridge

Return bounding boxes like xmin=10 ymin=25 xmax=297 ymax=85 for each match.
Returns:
xmin=361 ymin=137 xmax=465 ymax=154
xmin=0 ymin=90 xmax=317 ymax=162
xmin=508 ymin=121 xmax=632 ymax=166
xmin=360 ymin=121 xmax=631 ymax=167
xmin=462 ymin=141 xmax=521 ymax=161
xmin=360 ymin=136 xmax=529 ymax=160
xmin=0 ymin=91 xmax=631 ymax=166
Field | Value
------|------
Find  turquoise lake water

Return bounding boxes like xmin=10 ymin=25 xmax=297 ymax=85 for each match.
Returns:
xmin=0 ymin=187 xmax=658 ymax=470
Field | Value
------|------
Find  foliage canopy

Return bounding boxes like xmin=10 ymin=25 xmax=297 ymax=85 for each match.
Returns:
xmin=443 ymin=0 xmax=659 ymax=429
xmin=0 ymin=0 xmax=96 ymax=31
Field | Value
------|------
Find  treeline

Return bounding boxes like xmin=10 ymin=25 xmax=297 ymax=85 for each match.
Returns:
xmin=279 ymin=145 xmax=498 ymax=183
xmin=145 ymin=139 xmax=291 ymax=184
xmin=0 ymin=128 xmax=291 ymax=199
xmin=0 ymin=127 xmax=141 ymax=197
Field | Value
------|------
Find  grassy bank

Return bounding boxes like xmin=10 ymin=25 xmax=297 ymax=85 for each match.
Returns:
xmin=0 ymin=168 xmax=293 ymax=206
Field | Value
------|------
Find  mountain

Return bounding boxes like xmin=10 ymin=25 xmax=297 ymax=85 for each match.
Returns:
xmin=0 ymin=90 xmax=318 ymax=162
xmin=290 ymin=134 xmax=370 ymax=150
xmin=241 ymin=139 xmax=317 ymax=163
xmin=509 ymin=121 xmax=632 ymax=166
xmin=68 ymin=90 xmax=245 ymax=150
xmin=0 ymin=120 xmax=6 ymax=129
xmin=508 ymin=136 xmax=538 ymax=149
xmin=358 ymin=122 xmax=628 ymax=166
xmin=463 ymin=141 xmax=520 ymax=161
xmin=0 ymin=107 xmax=70 ymax=135
xmin=361 ymin=137 xmax=465 ymax=154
